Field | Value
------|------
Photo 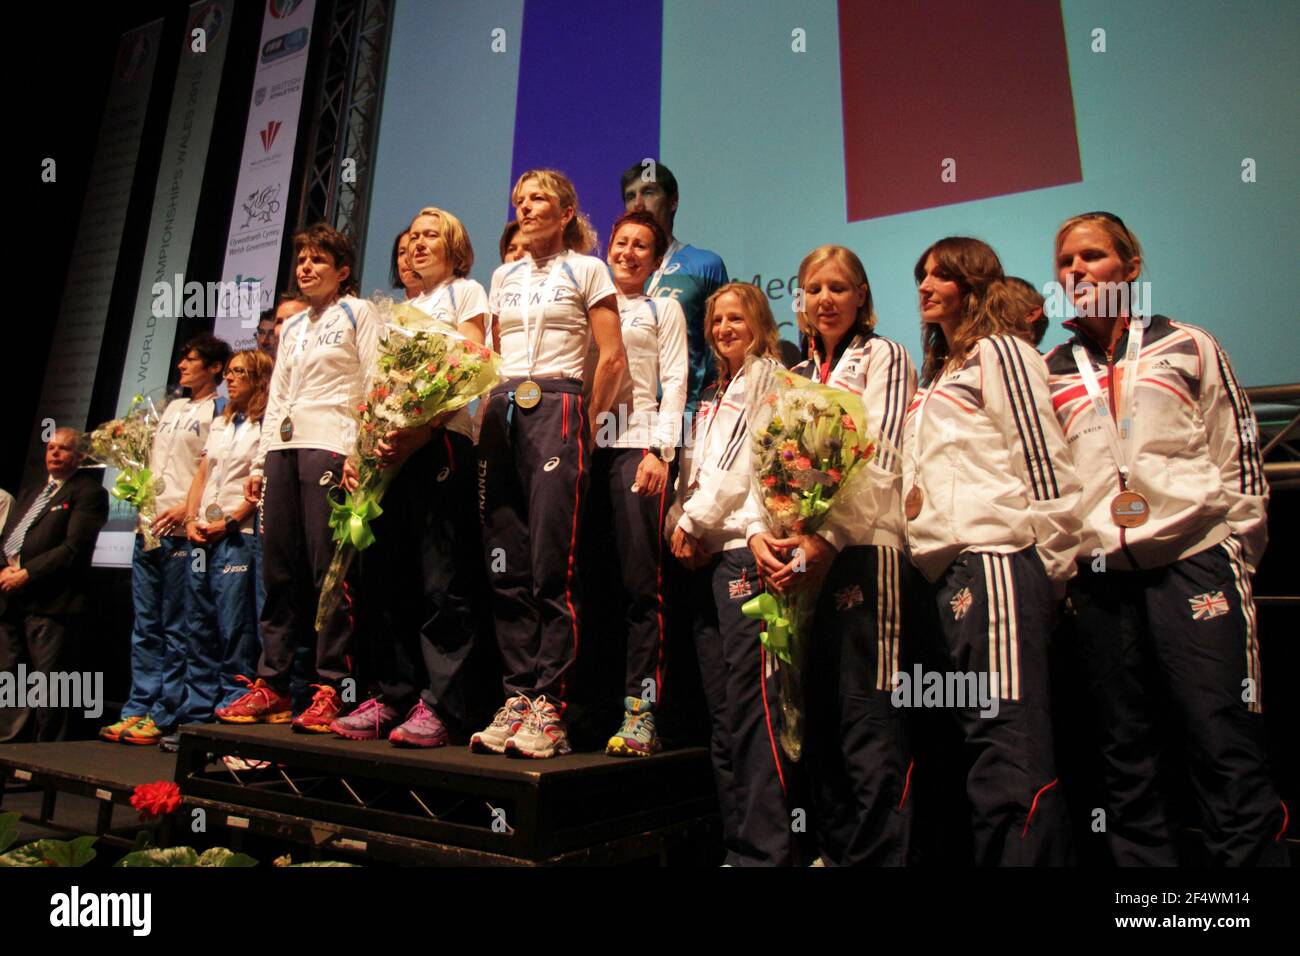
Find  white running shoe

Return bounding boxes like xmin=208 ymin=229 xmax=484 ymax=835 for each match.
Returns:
xmin=470 ymin=694 xmax=532 ymax=754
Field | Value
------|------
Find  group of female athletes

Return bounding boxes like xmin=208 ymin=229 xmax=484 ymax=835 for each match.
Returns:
xmin=98 ymin=164 xmax=1287 ymax=867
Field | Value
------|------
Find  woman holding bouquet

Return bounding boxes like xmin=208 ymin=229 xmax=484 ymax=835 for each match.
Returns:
xmin=1043 ymin=213 xmax=1285 ymax=865
xmin=472 ymin=169 xmax=626 ymax=759
xmin=670 ymin=283 xmax=792 ymax=865
xmin=150 ymin=350 xmax=273 ymax=751
xmin=902 ymin=236 xmax=1082 ymax=865
xmin=217 ymin=224 xmax=379 ymax=733
xmin=747 ymin=245 xmax=916 ymax=865
xmin=584 ymin=210 xmax=688 ymax=756
xmin=102 ymin=334 xmax=231 ymax=745
xmin=331 ymin=207 xmax=491 ymax=747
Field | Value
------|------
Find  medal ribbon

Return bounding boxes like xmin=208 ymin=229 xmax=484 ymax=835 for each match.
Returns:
xmin=1071 ymin=317 xmax=1145 ymax=484
xmin=519 ymin=257 xmax=564 ymax=379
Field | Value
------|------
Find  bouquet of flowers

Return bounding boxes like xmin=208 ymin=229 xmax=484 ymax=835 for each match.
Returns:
xmin=314 ymin=298 xmax=502 ymax=630
xmin=81 ymin=392 xmax=168 ymax=551
xmin=741 ymin=358 xmax=877 ymax=761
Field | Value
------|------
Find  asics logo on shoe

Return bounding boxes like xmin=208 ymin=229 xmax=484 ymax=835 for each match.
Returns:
xmin=543 ymin=457 xmax=560 ymax=472
xmin=221 ymin=564 xmax=249 ymax=574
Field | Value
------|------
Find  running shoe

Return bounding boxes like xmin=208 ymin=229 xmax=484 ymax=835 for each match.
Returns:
xmin=505 ymin=695 xmax=571 ymax=759
xmin=470 ymin=694 xmax=532 ymax=754
xmin=329 ymin=697 xmax=400 ymax=740
xmin=215 ymin=676 xmax=292 ymax=724
xmin=605 ymin=696 xmax=661 ymax=757
xmin=292 ymin=684 xmax=342 ymax=734
xmin=389 ymin=700 xmax=449 ymax=749
xmin=121 ymin=716 xmax=163 ymax=746
xmin=99 ymin=715 xmax=142 ymax=742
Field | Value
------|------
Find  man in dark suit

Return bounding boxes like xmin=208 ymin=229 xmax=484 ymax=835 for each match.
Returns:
xmin=1 ymin=428 xmax=109 ymax=741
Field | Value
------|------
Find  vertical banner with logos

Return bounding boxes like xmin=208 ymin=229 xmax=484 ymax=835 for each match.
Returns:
xmin=24 ymin=20 xmax=163 ymax=488
xmin=93 ymin=2 xmax=235 ymax=567
xmin=213 ymin=0 xmax=316 ymax=348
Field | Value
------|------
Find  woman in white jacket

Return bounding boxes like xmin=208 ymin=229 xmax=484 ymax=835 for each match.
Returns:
xmin=748 ymin=245 xmax=916 ymax=865
xmin=902 ymin=237 xmax=1082 ymax=866
xmin=1044 ymin=211 xmax=1286 ymax=865
xmin=670 ymin=282 xmax=791 ymax=866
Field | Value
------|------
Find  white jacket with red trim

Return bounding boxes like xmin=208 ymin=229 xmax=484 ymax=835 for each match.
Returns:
xmin=902 ymin=333 xmax=1083 ymax=593
xmin=1044 ymin=314 xmax=1268 ymax=572
xmin=740 ymin=332 xmax=916 ymax=552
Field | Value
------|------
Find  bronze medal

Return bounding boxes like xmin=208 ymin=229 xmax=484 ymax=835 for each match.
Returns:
xmin=515 ymin=379 xmax=542 ymax=410
xmin=1111 ymin=490 xmax=1150 ymax=528
xmin=205 ymin=503 xmax=224 ymax=522
xmin=280 ymin=416 xmax=294 ymax=441
xmin=904 ymin=484 xmax=923 ymax=520
xmin=152 ymin=476 xmax=166 ymax=495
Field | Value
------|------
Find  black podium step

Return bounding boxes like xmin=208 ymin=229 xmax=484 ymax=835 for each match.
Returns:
xmin=174 ymin=723 xmax=718 ymax=865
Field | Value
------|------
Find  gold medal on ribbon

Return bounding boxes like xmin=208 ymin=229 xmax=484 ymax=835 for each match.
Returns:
xmin=1110 ymin=490 xmax=1150 ymax=528
xmin=205 ymin=504 xmax=224 ymax=522
xmin=515 ymin=380 xmax=542 ymax=410
xmin=904 ymin=485 xmax=923 ymax=520
xmin=280 ymin=416 xmax=294 ymax=441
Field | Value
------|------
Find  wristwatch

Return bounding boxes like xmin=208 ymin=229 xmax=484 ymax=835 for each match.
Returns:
xmin=648 ymin=445 xmax=675 ymax=464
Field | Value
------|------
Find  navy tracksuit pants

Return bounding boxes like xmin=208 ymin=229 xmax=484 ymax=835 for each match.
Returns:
xmin=916 ymin=546 xmax=1070 ymax=866
xmin=357 ymin=432 xmax=483 ymax=731
xmin=124 ymin=535 xmax=192 ymax=723
xmin=693 ymin=547 xmax=795 ymax=866
xmin=805 ymin=544 xmax=914 ymax=866
xmin=258 ymin=448 xmax=354 ymax=691
xmin=478 ymin=378 xmax=588 ymax=705
xmin=1066 ymin=537 xmax=1289 ymax=866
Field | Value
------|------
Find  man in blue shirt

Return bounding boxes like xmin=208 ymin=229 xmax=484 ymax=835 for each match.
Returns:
xmin=620 ymin=162 xmax=729 ymax=416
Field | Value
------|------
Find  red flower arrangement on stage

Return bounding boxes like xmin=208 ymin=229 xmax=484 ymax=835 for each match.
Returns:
xmin=314 ymin=298 xmax=502 ymax=630
xmin=130 ymin=780 xmax=182 ymax=821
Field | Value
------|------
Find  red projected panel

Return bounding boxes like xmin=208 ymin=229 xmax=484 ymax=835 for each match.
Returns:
xmin=839 ymin=0 xmax=1082 ymax=221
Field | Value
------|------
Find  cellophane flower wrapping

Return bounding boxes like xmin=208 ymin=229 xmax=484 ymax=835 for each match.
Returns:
xmin=81 ymin=392 xmax=168 ymax=551
xmin=314 ymin=297 xmax=502 ymax=630
xmin=743 ymin=357 xmax=878 ymax=761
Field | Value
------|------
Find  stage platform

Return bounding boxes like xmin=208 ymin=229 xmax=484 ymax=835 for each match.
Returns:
xmin=0 ymin=740 xmax=182 ymax=848
xmin=174 ymin=724 xmax=718 ymax=866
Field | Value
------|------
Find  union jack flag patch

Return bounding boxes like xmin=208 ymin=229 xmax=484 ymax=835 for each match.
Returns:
xmin=950 ymin=586 xmax=973 ymax=621
xmin=834 ymin=585 xmax=864 ymax=611
xmin=727 ymin=575 xmax=753 ymax=600
xmin=1188 ymin=590 xmax=1229 ymax=620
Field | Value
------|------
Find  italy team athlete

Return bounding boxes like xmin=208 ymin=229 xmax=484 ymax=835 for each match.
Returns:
xmin=748 ymin=245 xmax=917 ymax=865
xmin=218 ymin=224 xmax=380 ymax=732
xmin=670 ymin=283 xmax=793 ymax=866
xmin=332 ymin=207 xmax=490 ymax=748
xmin=472 ymin=169 xmax=627 ymax=759
xmin=152 ymin=350 xmax=273 ymax=752
xmin=102 ymin=334 xmax=231 ymax=745
xmin=902 ymin=237 xmax=1083 ymax=866
xmin=588 ymin=210 xmax=688 ymax=756
xmin=1043 ymin=212 xmax=1287 ymax=865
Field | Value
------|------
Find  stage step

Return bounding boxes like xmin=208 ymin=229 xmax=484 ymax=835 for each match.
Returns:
xmin=174 ymin=724 xmax=719 ymax=865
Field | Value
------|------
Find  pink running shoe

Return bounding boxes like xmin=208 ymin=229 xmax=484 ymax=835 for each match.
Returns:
xmin=388 ymin=700 xmax=450 ymax=749
xmin=328 ymin=696 xmax=400 ymax=740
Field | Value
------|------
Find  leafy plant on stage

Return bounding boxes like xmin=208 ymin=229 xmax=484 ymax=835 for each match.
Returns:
xmin=0 ymin=811 xmax=97 ymax=867
xmin=81 ymin=391 xmax=168 ymax=551
xmin=741 ymin=358 xmax=877 ymax=762
xmin=315 ymin=297 xmax=501 ymax=630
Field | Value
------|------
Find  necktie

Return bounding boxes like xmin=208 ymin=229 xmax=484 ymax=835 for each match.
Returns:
xmin=4 ymin=480 xmax=57 ymax=561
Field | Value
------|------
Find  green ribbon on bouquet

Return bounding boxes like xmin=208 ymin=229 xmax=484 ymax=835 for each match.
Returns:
xmin=111 ymin=468 xmax=152 ymax=506
xmin=799 ymin=482 xmax=830 ymax=521
xmin=741 ymin=592 xmax=792 ymax=665
xmin=328 ymin=492 xmax=384 ymax=550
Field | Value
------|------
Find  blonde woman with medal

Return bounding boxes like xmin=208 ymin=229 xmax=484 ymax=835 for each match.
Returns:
xmin=104 ymin=334 xmax=231 ymax=745
xmin=217 ymin=224 xmax=380 ymax=734
xmin=1044 ymin=212 xmax=1284 ymax=865
xmin=147 ymin=350 xmax=273 ymax=752
xmin=746 ymin=245 xmax=917 ymax=866
xmin=331 ymin=207 xmax=490 ymax=748
xmin=581 ymin=210 xmax=688 ymax=757
xmin=901 ymin=237 xmax=1082 ymax=865
xmin=670 ymin=283 xmax=792 ymax=866
xmin=472 ymin=169 xmax=625 ymax=759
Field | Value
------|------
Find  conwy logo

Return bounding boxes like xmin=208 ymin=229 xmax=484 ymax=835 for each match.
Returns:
xmin=259 ymin=120 xmax=283 ymax=152
xmin=268 ymin=0 xmax=304 ymax=18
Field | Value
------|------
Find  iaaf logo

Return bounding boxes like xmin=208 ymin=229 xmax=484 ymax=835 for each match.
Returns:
xmin=259 ymin=120 xmax=283 ymax=152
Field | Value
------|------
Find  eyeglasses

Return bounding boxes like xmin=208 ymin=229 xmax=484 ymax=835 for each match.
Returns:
xmin=224 ymin=367 xmax=250 ymax=379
